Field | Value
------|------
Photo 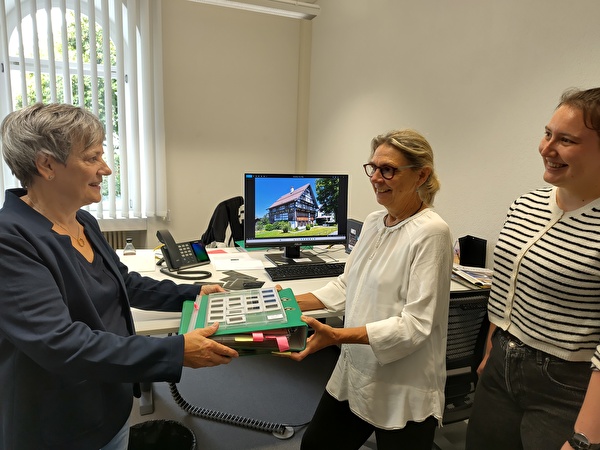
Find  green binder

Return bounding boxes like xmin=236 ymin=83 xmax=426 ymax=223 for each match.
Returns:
xmin=179 ymin=287 xmax=307 ymax=354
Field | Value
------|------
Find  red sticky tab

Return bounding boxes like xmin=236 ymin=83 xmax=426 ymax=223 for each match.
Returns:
xmin=252 ymin=332 xmax=264 ymax=342
xmin=274 ymin=335 xmax=290 ymax=352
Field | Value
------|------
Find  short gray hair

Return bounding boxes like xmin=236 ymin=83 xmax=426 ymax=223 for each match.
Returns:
xmin=0 ymin=103 xmax=105 ymax=187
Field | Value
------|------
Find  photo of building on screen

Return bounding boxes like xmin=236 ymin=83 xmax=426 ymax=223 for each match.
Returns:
xmin=254 ymin=178 xmax=339 ymax=238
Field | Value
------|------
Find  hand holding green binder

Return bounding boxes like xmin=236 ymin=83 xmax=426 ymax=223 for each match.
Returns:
xmin=179 ymin=287 xmax=307 ymax=353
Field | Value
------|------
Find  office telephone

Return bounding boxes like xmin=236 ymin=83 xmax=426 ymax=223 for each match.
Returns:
xmin=156 ymin=230 xmax=212 ymax=280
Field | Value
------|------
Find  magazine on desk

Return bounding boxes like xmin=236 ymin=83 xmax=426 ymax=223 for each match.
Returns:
xmin=452 ymin=264 xmax=493 ymax=288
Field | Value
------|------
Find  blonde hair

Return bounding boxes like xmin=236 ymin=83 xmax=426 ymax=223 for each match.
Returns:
xmin=371 ymin=129 xmax=440 ymax=205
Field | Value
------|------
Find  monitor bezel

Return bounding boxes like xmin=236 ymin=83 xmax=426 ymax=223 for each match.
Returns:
xmin=243 ymin=173 xmax=349 ymax=262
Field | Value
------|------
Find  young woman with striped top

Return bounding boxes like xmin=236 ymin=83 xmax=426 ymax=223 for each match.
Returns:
xmin=466 ymin=87 xmax=600 ymax=450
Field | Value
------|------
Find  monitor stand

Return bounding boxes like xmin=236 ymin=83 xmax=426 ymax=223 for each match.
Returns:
xmin=265 ymin=245 xmax=325 ymax=266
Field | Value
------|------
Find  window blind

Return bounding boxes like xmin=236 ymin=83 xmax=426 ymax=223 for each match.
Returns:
xmin=0 ymin=0 xmax=167 ymax=222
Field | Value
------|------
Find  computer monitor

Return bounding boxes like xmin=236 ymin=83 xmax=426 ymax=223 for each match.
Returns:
xmin=244 ymin=173 xmax=349 ymax=265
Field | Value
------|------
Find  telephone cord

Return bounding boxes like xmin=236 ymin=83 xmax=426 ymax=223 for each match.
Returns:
xmin=159 ymin=267 xmax=212 ymax=280
xmin=168 ymin=382 xmax=302 ymax=439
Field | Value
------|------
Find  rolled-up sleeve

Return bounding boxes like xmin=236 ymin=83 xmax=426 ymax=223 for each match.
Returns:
xmin=312 ymin=275 xmax=348 ymax=313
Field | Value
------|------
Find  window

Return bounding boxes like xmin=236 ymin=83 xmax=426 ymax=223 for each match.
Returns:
xmin=0 ymin=0 xmax=167 ymax=224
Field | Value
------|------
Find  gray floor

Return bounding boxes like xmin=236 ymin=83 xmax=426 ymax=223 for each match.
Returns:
xmin=129 ymin=313 xmax=467 ymax=450
xmin=128 ymin=344 xmax=467 ymax=450
xmin=433 ymin=421 xmax=468 ymax=450
xmin=129 ymin=347 xmax=339 ymax=450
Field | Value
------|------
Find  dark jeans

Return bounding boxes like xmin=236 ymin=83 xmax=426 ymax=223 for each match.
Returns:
xmin=301 ymin=391 xmax=437 ymax=450
xmin=466 ymin=328 xmax=591 ymax=450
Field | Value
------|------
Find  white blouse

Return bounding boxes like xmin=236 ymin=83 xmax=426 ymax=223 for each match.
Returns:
xmin=312 ymin=208 xmax=453 ymax=429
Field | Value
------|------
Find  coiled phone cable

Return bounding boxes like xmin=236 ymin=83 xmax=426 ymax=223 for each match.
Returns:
xmin=169 ymin=382 xmax=302 ymax=439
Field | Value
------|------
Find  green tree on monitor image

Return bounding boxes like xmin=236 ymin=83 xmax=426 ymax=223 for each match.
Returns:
xmin=315 ymin=177 xmax=339 ymax=223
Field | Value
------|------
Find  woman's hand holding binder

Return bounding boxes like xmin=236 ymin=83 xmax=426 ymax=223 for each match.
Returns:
xmin=182 ymin=323 xmax=239 ymax=368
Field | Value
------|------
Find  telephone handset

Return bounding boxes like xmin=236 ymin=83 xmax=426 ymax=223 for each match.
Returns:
xmin=156 ymin=230 xmax=212 ymax=280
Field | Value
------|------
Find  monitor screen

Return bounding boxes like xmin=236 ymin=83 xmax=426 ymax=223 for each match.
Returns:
xmin=244 ymin=173 xmax=349 ymax=265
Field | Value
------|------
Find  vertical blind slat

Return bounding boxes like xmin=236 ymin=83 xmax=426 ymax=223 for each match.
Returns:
xmin=114 ymin=0 xmax=129 ymax=217
xmin=59 ymin=0 xmax=71 ymax=104
xmin=151 ymin=2 xmax=167 ymax=217
xmin=30 ymin=0 xmax=43 ymax=100
xmin=44 ymin=0 xmax=57 ymax=103
xmin=88 ymin=0 xmax=98 ymax=114
xmin=0 ymin=0 xmax=9 ymax=191
xmin=86 ymin=0 xmax=102 ymax=216
xmin=15 ymin=1 xmax=27 ymax=107
xmin=0 ymin=0 xmax=13 ymax=111
xmin=126 ymin=0 xmax=141 ymax=218
xmin=101 ymin=0 xmax=116 ymax=218
xmin=139 ymin=0 xmax=152 ymax=218
xmin=74 ymin=2 xmax=84 ymax=106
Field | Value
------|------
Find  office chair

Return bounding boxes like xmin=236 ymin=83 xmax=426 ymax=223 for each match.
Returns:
xmin=433 ymin=288 xmax=490 ymax=450
xmin=200 ymin=196 xmax=244 ymax=247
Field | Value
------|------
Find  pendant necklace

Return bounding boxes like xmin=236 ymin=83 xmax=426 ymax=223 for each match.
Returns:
xmin=25 ymin=196 xmax=86 ymax=247
xmin=53 ymin=221 xmax=86 ymax=248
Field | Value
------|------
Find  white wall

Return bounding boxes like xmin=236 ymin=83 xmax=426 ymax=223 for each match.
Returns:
xmin=161 ymin=0 xmax=600 ymax=267
xmin=159 ymin=0 xmax=304 ymax=244
xmin=306 ymin=0 xmax=600 ymax=266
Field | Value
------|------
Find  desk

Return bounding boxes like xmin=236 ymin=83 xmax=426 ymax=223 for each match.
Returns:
xmin=131 ymin=246 xmax=472 ymax=335
xmin=131 ymin=246 xmax=349 ymax=336
xmin=130 ymin=246 xmax=348 ymax=414
xmin=129 ymin=246 xmax=475 ymax=415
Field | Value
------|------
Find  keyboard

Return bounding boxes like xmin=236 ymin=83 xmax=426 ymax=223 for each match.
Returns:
xmin=265 ymin=262 xmax=346 ymax=281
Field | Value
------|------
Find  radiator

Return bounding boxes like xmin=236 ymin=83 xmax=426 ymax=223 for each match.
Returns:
xmin=103 ymin=231 xmax=128 ymax=250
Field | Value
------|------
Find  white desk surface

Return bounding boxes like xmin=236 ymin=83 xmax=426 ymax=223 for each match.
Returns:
xmin=130 ymin=246 xmax=354 ymax=415
xmin=131 ymin=246 xmax=473 ymax=335
xmin=129 ymin=246 xmax=477 ymax=417
xmin=131 ymin=246 xmax=349 ymax=335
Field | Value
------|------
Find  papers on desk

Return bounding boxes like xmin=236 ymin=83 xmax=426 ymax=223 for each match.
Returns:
xmin=208 ymin=251 xmax=264 ymax=271
xmin=117 ymin=249 xmax=157 ymax=272
xmin=452 ymin=264 xmax=493 ymax=288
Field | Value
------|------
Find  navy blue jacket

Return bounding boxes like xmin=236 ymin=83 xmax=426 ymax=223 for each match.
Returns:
xmin=0 ymin=189 xmax=200 ymax=449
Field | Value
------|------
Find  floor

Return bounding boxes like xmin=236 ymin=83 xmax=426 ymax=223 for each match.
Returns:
xmin=129 ymin=316 xmax=468 ymax=450
xmin=129 ymin=347 xmax=339 ymax=450
xmin=433 ymin=421 xmax=468 ymax=450
xmin=129 ymin=383 xmax=468 ymax=450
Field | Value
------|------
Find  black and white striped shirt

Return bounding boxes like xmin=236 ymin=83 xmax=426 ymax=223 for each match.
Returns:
xmin=489 ymin=186 xmax=600 ymax=369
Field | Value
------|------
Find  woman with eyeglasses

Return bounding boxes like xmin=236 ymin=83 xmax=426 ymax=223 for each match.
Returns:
xmin=285 ymin=129 xmax=453 ymax=450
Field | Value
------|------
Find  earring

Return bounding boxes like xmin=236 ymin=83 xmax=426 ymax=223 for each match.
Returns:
xmin=48 ymin=175 xmax=54 ymax=180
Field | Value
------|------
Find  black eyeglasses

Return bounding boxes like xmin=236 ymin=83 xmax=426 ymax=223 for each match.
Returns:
xmin=363 ymin=163 xmax=416 ymax=180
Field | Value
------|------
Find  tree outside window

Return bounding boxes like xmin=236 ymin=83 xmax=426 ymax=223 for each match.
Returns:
xmin=11 ymin=10 xmax=120 ymax=199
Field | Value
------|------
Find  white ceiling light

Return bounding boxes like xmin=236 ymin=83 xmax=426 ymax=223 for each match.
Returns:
xmin=188 ymin=0 xmax=320 ymax=20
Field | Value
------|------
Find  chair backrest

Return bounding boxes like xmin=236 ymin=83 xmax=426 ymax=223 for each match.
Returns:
xmin=200 ymin=196 xmax=244 ymax=247
xmin=443 ymin=288 xmax=490 ymax=425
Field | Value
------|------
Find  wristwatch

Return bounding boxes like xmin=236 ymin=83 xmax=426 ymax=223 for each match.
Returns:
xmin=569 ymin=432 xmax=600 ymax=450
